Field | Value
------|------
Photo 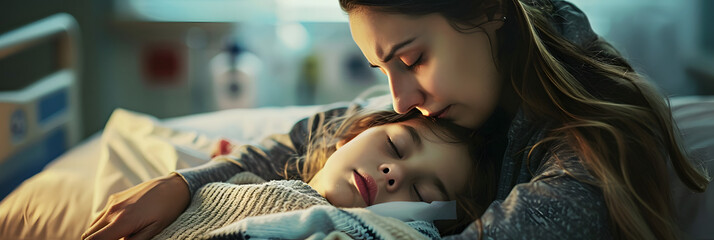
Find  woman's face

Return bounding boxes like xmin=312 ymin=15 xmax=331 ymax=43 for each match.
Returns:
xmin=308 ymin=119 xmax=472 ymax=208
xmin=349 ymin=9 xmax=504 ymax=129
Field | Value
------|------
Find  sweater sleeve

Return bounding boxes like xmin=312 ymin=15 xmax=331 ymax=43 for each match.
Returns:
xmin=174 ymin=106 xmax=349 ymax=196
xmin=175 ymin=160 xmax=243 ymax=197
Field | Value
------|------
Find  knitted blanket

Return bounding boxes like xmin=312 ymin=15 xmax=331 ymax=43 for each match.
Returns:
xmin=152 ymin=172 xmax=439 ymax=240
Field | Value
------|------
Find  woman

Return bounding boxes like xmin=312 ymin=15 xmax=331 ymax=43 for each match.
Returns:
xmin=83 ymin=0 xmax=709 ymax=239
xmin=338 ymin=0 xmax=709 ymax=238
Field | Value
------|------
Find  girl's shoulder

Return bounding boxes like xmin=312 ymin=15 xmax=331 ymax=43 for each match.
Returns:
xmin=199 ymin=172 xmax=328 ymax=206
xmin=197 ymin=178 xmax=329 ymax=211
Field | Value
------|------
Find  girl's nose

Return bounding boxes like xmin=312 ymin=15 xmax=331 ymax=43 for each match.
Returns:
xmin=388 ymin=73 xmax=423 ymax=114
xmin=379 ymin=164 xmax=403 ymax=192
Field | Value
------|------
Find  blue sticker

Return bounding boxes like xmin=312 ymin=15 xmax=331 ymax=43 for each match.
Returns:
xmin=10 ymin=109 xmax=28 ymax=144
xmin=37 ymin=89 xmax=68 ymax=125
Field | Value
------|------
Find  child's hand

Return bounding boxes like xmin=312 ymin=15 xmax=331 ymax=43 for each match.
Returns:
xmin=211 ymin=138 xmax=235 ymax=158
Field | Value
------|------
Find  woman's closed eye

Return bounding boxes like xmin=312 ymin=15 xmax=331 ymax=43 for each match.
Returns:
xmin=404 ymin=53 xmax=424 ymax=71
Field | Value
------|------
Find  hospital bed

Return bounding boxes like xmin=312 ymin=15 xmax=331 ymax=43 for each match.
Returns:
xmin=1 ymin=14 xmax=713 ymax=240
xmin=0 ymin=99 xmax=360 ymax=239
xmin=0 ymin=95 xmax=712 ymax=239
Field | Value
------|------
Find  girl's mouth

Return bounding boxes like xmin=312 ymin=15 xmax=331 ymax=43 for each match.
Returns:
xmin=353 ymin=170 xmax=377 ymax=206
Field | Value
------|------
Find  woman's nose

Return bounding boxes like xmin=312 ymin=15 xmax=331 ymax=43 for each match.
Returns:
xmin=388 ymin=73 xmax=423 ymax=114
xmin=379 ymin=164 xmax=404 ymax=192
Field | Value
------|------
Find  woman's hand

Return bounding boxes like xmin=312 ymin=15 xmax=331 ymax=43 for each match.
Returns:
xmin=82 ymin=173 xmax=190 ymax=240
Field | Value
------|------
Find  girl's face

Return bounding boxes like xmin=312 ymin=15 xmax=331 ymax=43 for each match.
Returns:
xmin=308 ymin=119 xmax=472 ymax=208
xmin=349 ymin=10 xmax=504 ymax=129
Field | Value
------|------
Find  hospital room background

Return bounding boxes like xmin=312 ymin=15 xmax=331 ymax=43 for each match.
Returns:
xmin=0 ymin=0 xmax=713 ymax=203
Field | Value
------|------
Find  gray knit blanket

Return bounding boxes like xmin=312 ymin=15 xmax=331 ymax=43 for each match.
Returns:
xmin=152 ymin=172 xmax=439 ymax=240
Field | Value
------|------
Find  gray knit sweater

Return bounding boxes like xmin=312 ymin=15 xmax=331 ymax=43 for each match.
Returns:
xmin=153 ymin=173 xmax=439 ymax=240
xmin=152 ymin=172 xmax=330 ymax=240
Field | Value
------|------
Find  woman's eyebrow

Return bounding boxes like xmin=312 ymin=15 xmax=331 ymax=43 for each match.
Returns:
xmin=378 ymin=37 xmax=417 ymax=63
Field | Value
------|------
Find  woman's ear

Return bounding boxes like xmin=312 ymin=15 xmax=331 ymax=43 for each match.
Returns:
xmin=484 ymin=13 xmax=506 ymax=31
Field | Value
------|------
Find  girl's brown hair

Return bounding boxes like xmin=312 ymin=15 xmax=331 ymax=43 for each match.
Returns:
xmin=339 ymin=0 xmax=709 ymax=239
xmin=283 ymin=106 xmax=498 ymax=235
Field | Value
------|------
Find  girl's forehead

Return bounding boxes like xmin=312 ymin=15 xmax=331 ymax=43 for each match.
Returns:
xmin=394 ymin=119 xmax=452 ymax=140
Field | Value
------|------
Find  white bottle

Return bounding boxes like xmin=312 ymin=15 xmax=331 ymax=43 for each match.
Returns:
xmin=209 ymin=43 xmax=262 ymax=110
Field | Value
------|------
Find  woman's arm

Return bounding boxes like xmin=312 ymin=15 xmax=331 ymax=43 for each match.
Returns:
xmin=82 ymin=173 xmax=190 ymax=240
xmin=178 ymin=106 xmax=349 ymax=195
xmin=445 ymin=153 xmax=611 ymax=239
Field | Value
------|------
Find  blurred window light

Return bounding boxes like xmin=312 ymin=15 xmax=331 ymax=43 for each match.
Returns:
xmin=277 ymin=23 xmax=309 ymax=50
xmin=275 ymin=0 xmax=347 ymax=22
xmin=115 ymin=0 xmax=277 ymax=22
xmin=115 ymin=0 xmax=347 ymax=23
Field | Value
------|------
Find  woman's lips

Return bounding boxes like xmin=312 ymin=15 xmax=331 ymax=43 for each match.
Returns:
xmin=433 ymin=105 xmax=451 ymax=119
xmin=353 ymin=170 xmax=378 ymax=206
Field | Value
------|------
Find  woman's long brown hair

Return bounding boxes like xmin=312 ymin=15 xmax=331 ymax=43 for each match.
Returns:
xmin=340 ymin=0 xmax=709 ymax=239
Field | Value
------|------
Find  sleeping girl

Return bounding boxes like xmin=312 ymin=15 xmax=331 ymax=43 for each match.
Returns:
xmin=150 ymin=107 xmax=496 ymax=239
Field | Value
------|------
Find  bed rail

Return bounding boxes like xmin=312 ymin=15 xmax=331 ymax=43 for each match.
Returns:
xmin=0 ymin=13 xmax=82 ymax=200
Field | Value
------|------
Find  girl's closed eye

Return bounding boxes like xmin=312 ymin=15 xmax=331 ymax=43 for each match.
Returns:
xmin=413 ymin=185 xmax=425 ymax=202
xmin=387 ymin=136 xmax=402 ymax=159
